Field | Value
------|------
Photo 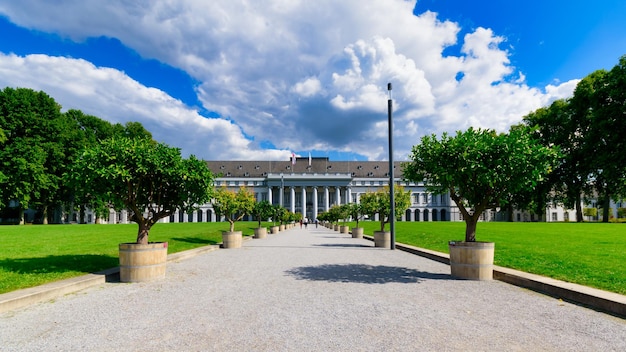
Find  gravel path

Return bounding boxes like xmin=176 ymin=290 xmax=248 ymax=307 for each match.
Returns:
xmin=1 ymin=225 xmax=625 ymax=351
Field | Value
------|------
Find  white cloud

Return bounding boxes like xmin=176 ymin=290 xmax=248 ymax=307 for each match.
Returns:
xmin=0 ymin=0 xmax=580 ymax=160
xmin=0 ymin=53 xmax=291 ymax=160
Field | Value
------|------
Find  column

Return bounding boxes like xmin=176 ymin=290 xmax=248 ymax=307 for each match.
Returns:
xmin=324 ymin=186 xmax=329 ymax=212
xmin=279 ymin=186 xmax=284 ymax=208
xmin=183 ymin=211 xmax=188 ymax=222
xmin=301 ymin=187 xmax=307 ymax=218
xmin=172 ymin=210 xmax=179 ymax=223
xmin=347 ymin=187 xmax=352 ymax=204
xmin=312 ymin=187 xmax=318 ymax=221
xmin=192 ymin=209 xmax=198 ymax=223
xmin=335 ymin=186 xmax=341 ymax=205
xmin=268 ymin=186 xmax=273 ymax=205
xmin=290 ymin=186 xmax=296 ymax=213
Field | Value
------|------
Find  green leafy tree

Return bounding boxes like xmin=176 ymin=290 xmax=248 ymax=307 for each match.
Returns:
xmin=213 ymin=186 xmax=256 ymax=232
xmin=359 ymin=185 xmax=410 ymax=232
xmin=404 ymin=127 xmax=557 ymax=242
xmin=337 ymin=203 xmax=351 ymax=224
xmin=68 ymin=137 xmax=214 ymax=244
xmin=0 ymin=87 xmax=65 ymax=222
xmin=347 ymin=202 xmax=368 ymax=228
xmin=271 ymin=204 xmax=286 ymax=226
xmin=252 ymin=200 xmax=273 ymax=228
xmin=587 ymin=56 xmax=626 ymax=221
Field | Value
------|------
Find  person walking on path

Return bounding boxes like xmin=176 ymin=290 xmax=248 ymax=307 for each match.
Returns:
xmin=299 ymin=219 xmax=302 ymax=228
xmin=303 ymin=217 xmax=308 ymax=229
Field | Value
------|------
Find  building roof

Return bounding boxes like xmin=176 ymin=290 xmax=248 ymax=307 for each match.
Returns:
xmin=205 ymin=157 xmax=405 ymax=178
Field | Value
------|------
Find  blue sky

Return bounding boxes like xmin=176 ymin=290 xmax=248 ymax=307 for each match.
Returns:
xmin=0 ymin=0 xmax=624 ymax=161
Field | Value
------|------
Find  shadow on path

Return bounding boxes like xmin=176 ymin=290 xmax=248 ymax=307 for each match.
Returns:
xmin=313 ymin=243 xmax=372 ymax=248
xmin=285 ymin=263 xmax=450 ymax=284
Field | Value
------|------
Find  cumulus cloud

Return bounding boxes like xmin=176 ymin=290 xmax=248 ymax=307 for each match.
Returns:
xmin=0 ymin=0 xmax=579 ymax=160
xmin=0 ymin=53 xmax=291 ymax=160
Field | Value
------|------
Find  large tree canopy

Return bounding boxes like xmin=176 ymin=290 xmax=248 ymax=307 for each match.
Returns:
xmin=0 ymin=87 xmax=65 ymax=221
xmin=404 ymin=127 xmax=557 ymax=242
xmin=68 ymin=137 xmax=214 ymax=243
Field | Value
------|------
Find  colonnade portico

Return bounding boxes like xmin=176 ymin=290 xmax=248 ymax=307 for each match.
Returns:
xmin=265 ymin=185 xmax=353 ymax=220
xmin=258 ymin=174 xmax=352 ymax=220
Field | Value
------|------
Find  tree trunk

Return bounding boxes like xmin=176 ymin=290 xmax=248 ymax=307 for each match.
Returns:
xmin=465 ymin=217 xmax=478 ymax=242
xmin=602 ymin=194 xmax=611 ymax=223
xmin=575 ymin=194 xmax=583 ymax=222
xmin=136 ymin=222 xmax=151 ymax=244
xmin=18 ymin=207 xmax=24 ymax=225
xmin=42 ymin=205 xmax=49 ymax=225
xmin=79 ymin=204 xmax=86 ymax=224
xmin=507 ymin=204 xmax=513 ymax=222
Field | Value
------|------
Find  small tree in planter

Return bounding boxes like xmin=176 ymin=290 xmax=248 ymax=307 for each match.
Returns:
xmin=68 ymin=136 xmax=214 ymax=281
xmin=337 ymin=203 xmax=351 ymax=234
xmin=252 ymin=200 xmax=273 ymax=238
xmin=270 ymin=204 xmax=286 ymax=232
xmin=347 ymin=202 xmax=367 ymax=238
xmin=403 ymin=126 xmax=557 ymax=279
xmin=359 ymin=186 xmax=411 ymax=232
xmin=212 ymin=186 xmax=256 ymax=248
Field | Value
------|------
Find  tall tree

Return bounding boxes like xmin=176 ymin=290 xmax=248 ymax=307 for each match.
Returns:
xmin=588 ymin=56 xmax=626 ymax=221
xmin=0 ymin=87 xmax=65 ymax=223
xmin=404 ymin=127 xmax=557 ymax=242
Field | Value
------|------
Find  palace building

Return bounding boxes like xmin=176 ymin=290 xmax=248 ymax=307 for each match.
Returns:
xmin=61 ymin=157 xmax=621 ymax=225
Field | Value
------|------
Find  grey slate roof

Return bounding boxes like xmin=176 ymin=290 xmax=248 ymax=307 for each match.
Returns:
xmin=205 ymin=157 xmax=405 ymax=178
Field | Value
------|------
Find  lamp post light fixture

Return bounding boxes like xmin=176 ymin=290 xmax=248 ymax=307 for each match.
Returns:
xmin=387 ymin=82 xmax=395 ymax=250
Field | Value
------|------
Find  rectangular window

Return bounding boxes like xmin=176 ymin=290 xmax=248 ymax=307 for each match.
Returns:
xmin=551 ymin=212 xmax=557 ymax=221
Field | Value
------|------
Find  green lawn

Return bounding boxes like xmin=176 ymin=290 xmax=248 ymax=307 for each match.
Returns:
xmin=351 ymin=221 xmax=626 ymax=295
xmin=0 ymin=221 xmax=272 ymax=294
xmin=1 ymin=221 xmax=625 ymax=296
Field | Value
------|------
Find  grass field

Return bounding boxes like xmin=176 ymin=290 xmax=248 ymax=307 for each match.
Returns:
xmin=352 ymin=221 xmax=626 ymax=295
xmin=1 ymin=221 xmax=625 ymax=295
xmin=0 ymin=221 xmax=273 ymax=294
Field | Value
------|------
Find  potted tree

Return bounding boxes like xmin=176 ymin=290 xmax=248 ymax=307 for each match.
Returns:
xmin=270 ymin=205 xmax=285 ymax=233
xmin=68 ymin=137 xmax=214 ymax=282
xmin=252 ymin=200 xmax=273 ymax=239
xmin=212 ymin=186 xmax=256 ymax=248
xmin=347 ymin=203 xmax=367 ymax=238
xmin=327 ymin=205 xmax=342 ymax=231
xmin=337 ymin=203 xmax=351 ymax=234
xmin=404 ymin=126 xmax=557 ymax=280
xmin=360 ymin=186 xmax=411 ymax=248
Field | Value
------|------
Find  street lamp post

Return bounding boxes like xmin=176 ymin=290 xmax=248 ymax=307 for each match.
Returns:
xmin=388 ymin=83 xmax=395 ymax=250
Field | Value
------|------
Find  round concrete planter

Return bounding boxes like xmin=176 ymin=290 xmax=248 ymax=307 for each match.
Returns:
xmin=222 ymin=231 xmax=243 ymax=249
xmin=270 ymin=226 xmax=280 ymax=234
xmin=333 ymin=224 xmax=339 ymax=231
xmin=351 ymin=227 xmax=364 ymax=238
xmin=279 ymin=224 xmax=285 ymax=231
xmin=448 ymin=241 xmax=495 ymax=280
xmin=254 ymin=227 xmax=267 ymax=239
xmin=374 ymin=231 xmax=390 ymax=248
xmin=119 ymin=242 xmax=168 ymax=282
xmin=339 ymin=225 xmax=349 ymax=234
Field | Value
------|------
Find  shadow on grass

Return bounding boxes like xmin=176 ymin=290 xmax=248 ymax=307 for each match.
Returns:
xmin=285 ymin=264 xmax=450 ymax=284
xmin=170 ymin=237 xmax=219 ymax=245
xmin=0 ymin=254 xmax=118 ymax=275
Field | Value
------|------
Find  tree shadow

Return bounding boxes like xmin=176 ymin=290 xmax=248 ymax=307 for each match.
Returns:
xmin=0 ymin=254 xmax=118 ymax=275
xmin=285 ymin=264 xmax=451 ymax=284
xmin=314 ymin=243 xmax=372 ymax=248
xmin=170 ymin=237 xmax=219 ymax=245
